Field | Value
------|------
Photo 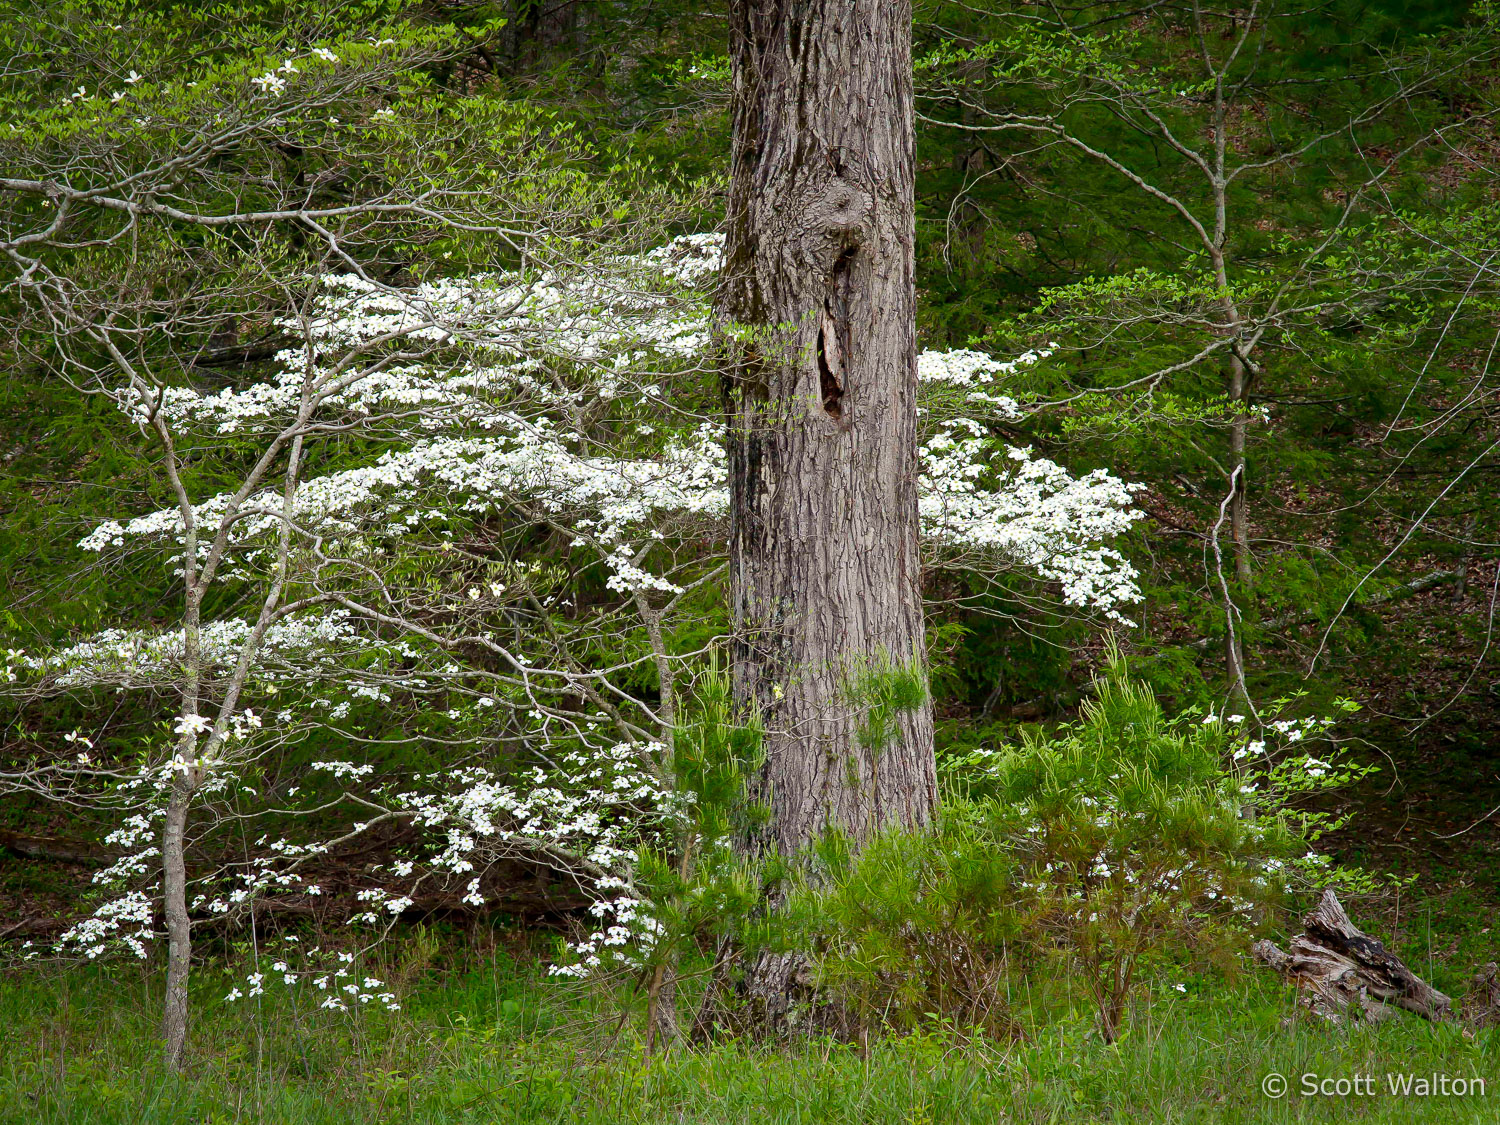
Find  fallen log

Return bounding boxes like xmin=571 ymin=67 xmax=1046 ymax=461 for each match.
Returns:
xmin=1252 ymin=889 xmax=1452 ymax=1024
xmin=0 ymin=829 xmax=109 ymax=867
xmin=1186 ymin=569 xmax=1466 ymax=653
xmin=0 ymin=916 xmax=64 ymax=940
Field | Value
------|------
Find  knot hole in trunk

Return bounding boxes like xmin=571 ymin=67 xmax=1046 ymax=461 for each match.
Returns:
xmin=818 ymin=247 xmax=856 ymax=421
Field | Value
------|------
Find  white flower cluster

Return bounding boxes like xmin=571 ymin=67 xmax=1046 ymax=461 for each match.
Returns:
xmin=390 ymin=741 xmax=676 ymax=879
xmin=79 ymin=419 xmax=1139 ymax=609
xmin=919 ymin=422 xmax=1143 ymax=618
xmin=250 ymin=58 xmax=300 ymax=96
xmin=57 ymin=890 xmax=155 ymax=961
xmin=126 ymin=247 xmax=714 ymax=441
xmin=917 ymin=347 xmax=1037 ymax=417
xmin=642 ymin=230 xmax=724 ymax=286
xmin=225 ymin=943 xmax=398 ymax=1012
xmin=21 ymin=612 xmax=361 ymax=687
xmin=311 ymin=760 xmax=376 ymax=781
xmin=548 ymin=893 xmax=663 ymax=978
xmin=76 ymin=232 xmax=1140 ymax=614
xmin=19 ymin=234 xmax=1150 ymax=993
xmin=191 ymin=860 xmax=317 ymax=917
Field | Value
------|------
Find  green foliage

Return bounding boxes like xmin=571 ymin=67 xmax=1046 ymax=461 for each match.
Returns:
xmin=786 ymin=812 xmax=1024 ymax=1038
xmin=643 ymin=669 xmax=768 ymax=950
xmin=793 ymin=654 xmax=1376 ymax=1042
xmin=905 ymin=0 xmax=1500 ymax=725
xmin=546 ymin=668 xmax=768 ymax=987
xmin=1 ymin=1 xmax=1498 ymax=1103
xmin=840 ymin=655 xmax=930 ymax=756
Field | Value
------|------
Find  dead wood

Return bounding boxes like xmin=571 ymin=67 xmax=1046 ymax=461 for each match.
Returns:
xmin=1187 ymin=568 xmax=1466 ymax=652
xmin=1253 ymin=889 xmax=1452 ymax=1024
xmin=1462 ymin=962 xmax=1500 ymax=1029
xmin=0 ymin=829 xmax=109 ymax=866
xmin=0 ymin=916 xmax=64 ymax=939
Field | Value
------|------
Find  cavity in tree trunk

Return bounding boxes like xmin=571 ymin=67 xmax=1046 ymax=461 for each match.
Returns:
xmin=717 ymin=0 xmax=936 ymax=1024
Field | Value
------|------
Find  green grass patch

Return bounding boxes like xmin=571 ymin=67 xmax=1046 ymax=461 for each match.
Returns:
xmin=2 ymin=950 xmax=1496 ymax=1124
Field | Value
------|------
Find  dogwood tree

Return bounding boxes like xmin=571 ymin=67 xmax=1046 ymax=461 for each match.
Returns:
xmin=0 ymin=3 xmax=692 ymax=1069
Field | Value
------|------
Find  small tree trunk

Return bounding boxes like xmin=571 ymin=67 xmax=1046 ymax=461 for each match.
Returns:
xmin=1225 ymin=353 xmax=1252 ymax=705
xmin=645 ymin=962 xmax=678 ymax=1053
xmin=161 ymin=767 xmax=197 ymax=1072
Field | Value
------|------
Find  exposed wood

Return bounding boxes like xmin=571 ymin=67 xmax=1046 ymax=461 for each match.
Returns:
xmin=0 ymin=916 xmax=62 ymax=939
xmin=1252 ymin=889 xmax=1452 ymax=1024
xmin=1462 ymin=962 xmax=1500 ymax=1029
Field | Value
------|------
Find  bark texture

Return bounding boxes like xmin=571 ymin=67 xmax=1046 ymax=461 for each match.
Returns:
xmin=161 ymin=769 xmax=196 ymax=1072
xmin=1252 ymin=889 xmax=1452 ymax=1025
xmin=719 ymin=0 xmax=935 ymax=861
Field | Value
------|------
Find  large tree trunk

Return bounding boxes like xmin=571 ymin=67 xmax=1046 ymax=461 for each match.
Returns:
xmin=720 ymin=0 xmax=935 ymax=860
xmin=717 ymin=0 xmax=935 ymax=1028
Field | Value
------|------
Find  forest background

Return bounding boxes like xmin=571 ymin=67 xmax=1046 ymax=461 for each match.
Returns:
xmin=1 ymin=1 xmax=1498 ymax=1121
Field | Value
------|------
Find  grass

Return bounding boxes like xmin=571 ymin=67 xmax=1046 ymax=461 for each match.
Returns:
xmin=2 ymin=938 xmax=1497 ymax=1124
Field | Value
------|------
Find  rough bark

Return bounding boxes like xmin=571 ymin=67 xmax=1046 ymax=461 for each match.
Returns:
xmin=720 ymin=0 xmax=935 ymax=861
xmin=1252 ymin=890 xmax=1452 ymax=1025
xmin=716 ymin=0 xmax=935 ymax=1037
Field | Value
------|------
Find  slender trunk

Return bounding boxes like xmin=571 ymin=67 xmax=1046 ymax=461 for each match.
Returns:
xmin=1211 ymin=230 xmax=1253 ymax=702
xmin=161 ymin=764 xmax=196 ymax=1072
xmin=1208 ymin=50 xmax=1253 ymax=698
xmin=141 ymin=369 xmax=205 ymax=1074
xmin=633 ymin=591 xmax=677 ymax=766
xmin=1227 ymin=353 xmax=1252 ymax=587
xmin=644 ymin=961 xmax=677 ymax=1053
xmin=1226 ymin=353 xmax=1251 ymax=705
xmin=721 ymin=0 xmax=935 ymax=859
xmin=635 ymin=591 xmax=679 ymax=1050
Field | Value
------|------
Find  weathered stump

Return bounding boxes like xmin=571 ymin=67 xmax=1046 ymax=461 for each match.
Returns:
xmin=1462 ymin=962 xmax=1500 ymax=1029
xmin=1252 ymin=889 xmax=1452 ymax=1024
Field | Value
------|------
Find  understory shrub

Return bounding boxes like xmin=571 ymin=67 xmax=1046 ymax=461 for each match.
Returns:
xmin=791 ymin=653 xmax=1371 ymax=1041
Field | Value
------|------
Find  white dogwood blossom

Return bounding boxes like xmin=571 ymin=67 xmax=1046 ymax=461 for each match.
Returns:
xmin=82 ymin=234 xmax=1137 ymax=613
xmin=21 ymin=612 xmax=365 ymax=687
